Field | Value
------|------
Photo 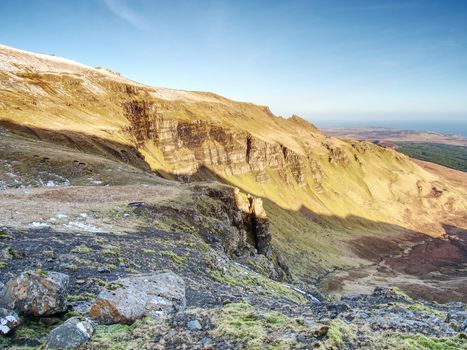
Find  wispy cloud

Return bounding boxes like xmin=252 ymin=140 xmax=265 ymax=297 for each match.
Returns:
xmin=103 ymin=0 xmax=149 ymax=30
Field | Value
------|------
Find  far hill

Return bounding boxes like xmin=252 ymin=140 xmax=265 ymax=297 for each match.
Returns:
xmin=323 ymin=127 xmax=467 ymax=172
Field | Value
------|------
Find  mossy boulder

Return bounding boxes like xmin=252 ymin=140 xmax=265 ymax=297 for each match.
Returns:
xmin=0 ymin=270 xmax=69 ymax=316
xmin=89 ymin=271 xmax=185 ymax=324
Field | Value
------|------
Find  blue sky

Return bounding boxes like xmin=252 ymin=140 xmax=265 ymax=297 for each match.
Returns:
xmin=1 ymin=0 xmax=466 ymax=124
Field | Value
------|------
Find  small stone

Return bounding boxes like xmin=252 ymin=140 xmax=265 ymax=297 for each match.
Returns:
xmin=187 ymin=319 xmax=202 ymax=330
xmin=0 ymin=307 xmax=20 ymax=335
xmin=199 ymin=337 xmax=213 ymax=345
xmin=45 ymin=317 xmax=94 ymax=349
xmin=0 ymin=248 xmax=12 ymax=261
xmin=304 ymin=318 xmax=322 ymax=329
xmin=75 ymin=279 xmax=86 ymax=285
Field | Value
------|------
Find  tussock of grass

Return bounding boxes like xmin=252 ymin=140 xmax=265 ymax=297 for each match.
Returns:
xmin=407 ymin=303 xmax=444 ymax=318
xmin=210 ymin=262 xmax=308 ymax=304
xmin=71 ymin=245 xmax=93 ymax=254
xmin=90 ymin=320 xmax=145 ymax=350
xmin=161 ymin=250 xmax=187 ymax=264
xmin=213 ymin=303 xmax=304 ymax=350
xmin=381 ymin=333 xmax=467 ymax=350
xmin=324 ymin=319 xmax=357 ymax=349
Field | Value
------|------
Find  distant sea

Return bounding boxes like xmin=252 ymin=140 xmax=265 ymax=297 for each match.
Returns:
xmin=315 ymin=121 xmax=467 ymax=138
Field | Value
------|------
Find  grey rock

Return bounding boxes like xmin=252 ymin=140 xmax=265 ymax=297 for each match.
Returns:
xmin=70 ymin=301 xmax=93 ymax=315
xmin=461 ymin=319 xmax=467 ymax=332
xmin=89 ymin=271 xmax=185 ymax=324
xmin=0 ymin=248 xmax=12 ymax=261
xmin=187 ymin=319 xmax=202 ymax=330
xmin=304 ymin=318 xmax=322 ymax=329
xmin=0 ymin=270 xmax=69 ymax=316
xmin=45 ymin=317 xmax=94 ymax=349
xmin=199 ymin=337 xmax=213 ymax=345
xmin=0 ymin=307 xmax=20 ymax=335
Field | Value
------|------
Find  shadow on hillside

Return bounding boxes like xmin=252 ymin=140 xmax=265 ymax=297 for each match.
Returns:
xmin=0 ymin=120 xmax=150 ymax=171
xmin=2 ymin=120 xmax=466 ymax=302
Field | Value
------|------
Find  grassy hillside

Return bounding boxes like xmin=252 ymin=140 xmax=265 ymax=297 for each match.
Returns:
xmin=1 ymin=43 xmax=467 ymax=277
xmin=396 ymin=143 xmax=467 ymax=172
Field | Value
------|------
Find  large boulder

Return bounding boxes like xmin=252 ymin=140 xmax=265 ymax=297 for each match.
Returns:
xmin=45 ymin=316 xmax=94 ymax=349
xmin=89 ymin=271 xmax=185 ymax=324
xmin=0 ymin=307 xmax=20 ymax=335
xmin=0 ymin=270 xmax=69 ymax=316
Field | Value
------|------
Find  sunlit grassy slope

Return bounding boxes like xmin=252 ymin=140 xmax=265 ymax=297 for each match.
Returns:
xmin=1 ymin=43 xmax=466 ymax=276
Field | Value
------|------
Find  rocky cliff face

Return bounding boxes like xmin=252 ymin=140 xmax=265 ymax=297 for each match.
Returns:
xmin=193 ymin=185 xmax=289 ymax=280
xmin=123 ymin=99 xmax=326 ymax=188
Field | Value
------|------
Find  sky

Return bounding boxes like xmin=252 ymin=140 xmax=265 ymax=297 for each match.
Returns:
xmin=1 ymin=0 xmax=467 ymax=125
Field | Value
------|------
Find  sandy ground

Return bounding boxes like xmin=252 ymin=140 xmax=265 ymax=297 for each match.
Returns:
xmin=0 ymin=184 xmax=183 ymax=233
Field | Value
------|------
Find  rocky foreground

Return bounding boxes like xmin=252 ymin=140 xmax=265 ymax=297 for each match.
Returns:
xmin=1 ymin=219 xmax=466 ymax=349
xmin=0 ymin=268 xmax=466 ymax=349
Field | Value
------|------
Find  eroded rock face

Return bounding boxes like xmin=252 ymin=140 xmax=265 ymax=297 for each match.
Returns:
xmin=45 ymin=316 xmax=94 ymax=349
xmin=0 ymin=307 xmax=20 ymax=335
xmin=198 ymin=186 xmax=273 ymax=259
xmin=123 ymin=102 xmax=314 ymax=186
xmin=194 ymin=186 xmax=290 ymax=281
xmin=89 ymin=271 xmax=186 ymax=324
xmin=0 ymin=271 xmax=69 ymax=316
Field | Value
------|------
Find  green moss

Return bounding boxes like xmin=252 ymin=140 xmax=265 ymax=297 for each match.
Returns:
xmin=211 ymin=269 xmax=241 ymax=286
xmin=68 ymin=292 xmax=94 ymax=302
xmin=161 ymin=251 xmax=187 ymax=264
xmin=7 ymin=247 xmax=24 ymax=258
xmin=325 ymin=320 xmax=357 ymax=349
xmin=382 ymin=333 xmax=467 ymax=350
xmin=407 ymin=303 xmax=444 ymax=318
xmin=0 ymin=261 xmax=8 ymax=269
xmin=64 ymin=311 xmax=81 ymax=318
xmin=72 ymin=245 xmax=93 ymax=254
xmin=0 ymin=229 xmax=13 ymax=240
xmin=91 ymin=323 xmax=136 ymax=350
xmin=35 ymin=268 xmax=48 ymax=277
xmin=390 ymin=287 xmax=413 ymax=302
xmin=105 ymin=281 xmax=124 ymax=291
xmin=89 ymin=318 xmax=156 ymax=350
xmin=197 ymin=241 xmax=210 ymax=252
xmin=243 ymin=257 xmax=269 ymax=275
xmin=213 ymin=303 xmax=304 ymax=350
xmin=102 ymin=244 xmax=121 ymax=256
xmin=13 ymin=318 xmax=55 ymax=341
xmin=210 ymin=263 xmax=307 ymax=304
xmin=143 ymin=249 xmax=156 ymax=254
